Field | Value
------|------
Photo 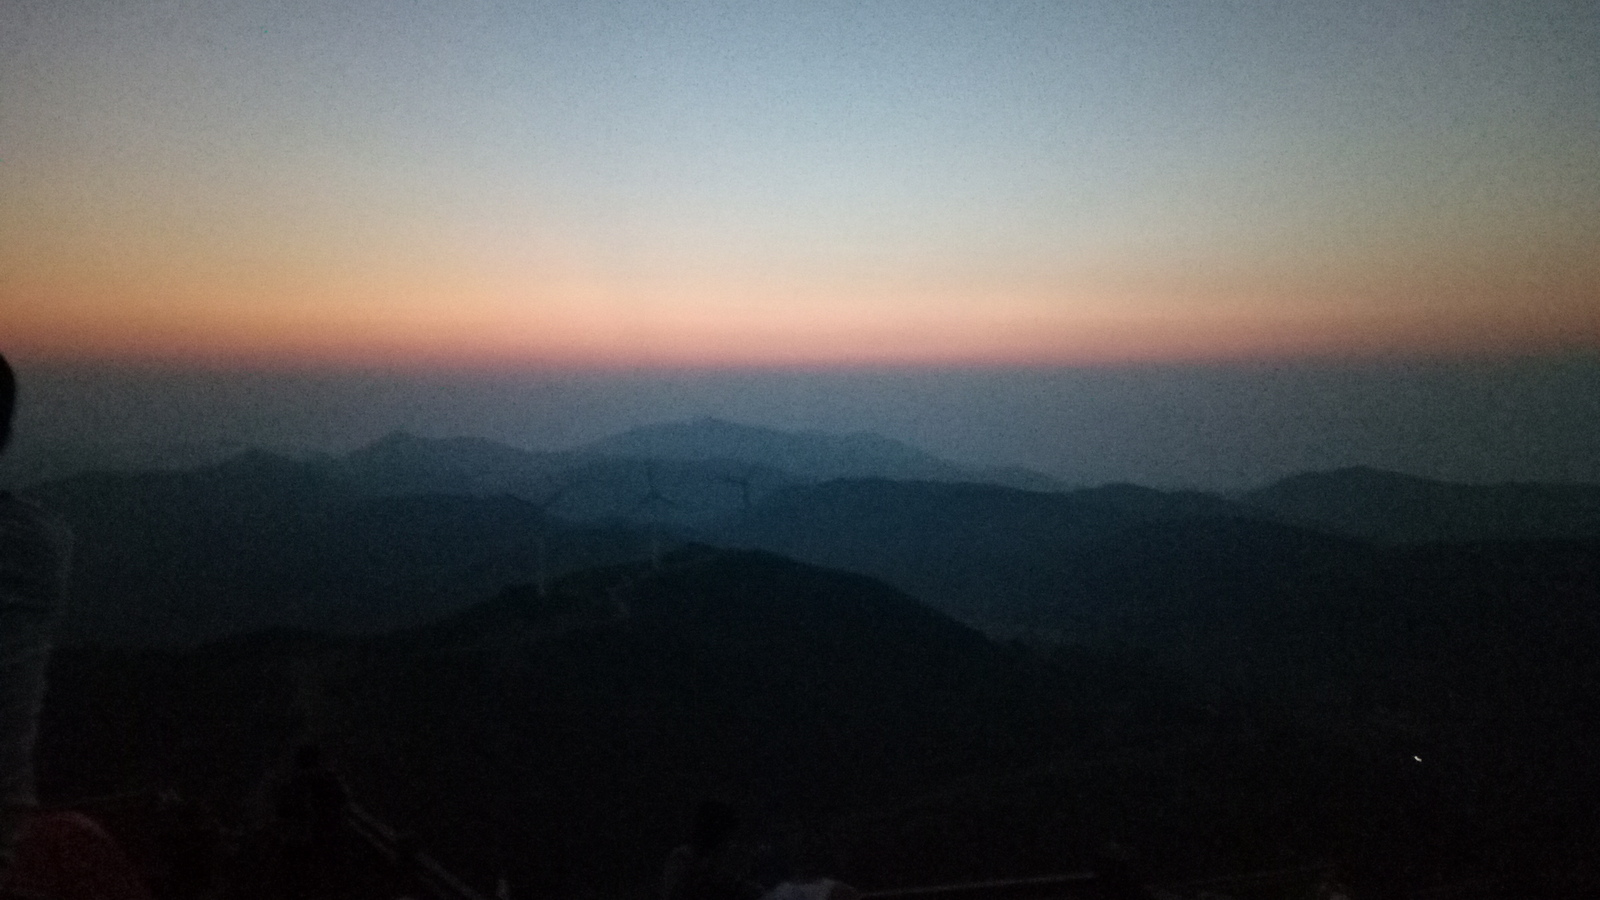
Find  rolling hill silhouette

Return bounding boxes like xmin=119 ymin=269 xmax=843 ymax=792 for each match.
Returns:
xmin=1241 ymin=465 xmax=1600 ymax=542
xmin=26 ymin=451 xmax=644 ymax=645
xmin=711 ymin=478 xmax=1269 ymax=630
xmin=41 ymin=549 xmax=1186 ymax=894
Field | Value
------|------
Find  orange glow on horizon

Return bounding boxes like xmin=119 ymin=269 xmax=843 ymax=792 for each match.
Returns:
xmin=13 ymin=285 xmax=1596 ymax=375
xmin=9 ymin=222 xmax=1596 ymax=373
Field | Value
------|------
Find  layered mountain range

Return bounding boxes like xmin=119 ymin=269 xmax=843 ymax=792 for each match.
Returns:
xmin=22 ymin=418 xmax=1600 ymax=893
xmin=24 ymin=420 xmax=1600 ymax=646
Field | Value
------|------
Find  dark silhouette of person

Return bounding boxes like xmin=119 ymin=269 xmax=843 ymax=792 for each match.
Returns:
xmin=272 ymin=743 xmax=352 ymax=899
xmin=0 ymin=353 xmax=74 ymax=883
xmin=661 ymin=801 xmax=766 ymax=900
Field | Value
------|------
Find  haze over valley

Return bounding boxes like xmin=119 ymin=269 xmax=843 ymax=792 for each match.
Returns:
xmin=8 ymin=356 xmax=1600 ymax=491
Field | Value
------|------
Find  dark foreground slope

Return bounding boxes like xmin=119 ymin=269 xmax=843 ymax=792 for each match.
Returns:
xmin=1240 ymin=466 xmax=1600 ymax=543
xmin=42 ymin=543 xmax=1600 ymax=897
xmin=41 ymin=549 xmax=1201 ymax=896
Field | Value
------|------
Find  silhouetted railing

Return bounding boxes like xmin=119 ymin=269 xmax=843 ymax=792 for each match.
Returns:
xmin=860 ymin=862 xmax=1342 ymax=900
xmin=345 ymin=802 xmax=489 ymax=900
xmin=861 ymin=873 xmax=1097 ymax=900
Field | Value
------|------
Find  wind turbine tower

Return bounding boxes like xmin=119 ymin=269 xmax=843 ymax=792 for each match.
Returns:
xmin=633 ymin=464 xmax=674 ymax=569
xmin=513 ymin=478 xmax=568 ymax=598
xmin=721 ymin=465 xmax=757 ymax=514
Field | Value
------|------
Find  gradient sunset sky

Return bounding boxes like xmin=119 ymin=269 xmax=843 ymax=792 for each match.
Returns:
xmin=4 ymin=0 xmax=1596 ymax=369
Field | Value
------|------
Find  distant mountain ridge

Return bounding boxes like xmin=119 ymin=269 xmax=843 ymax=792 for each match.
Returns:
xmin=322 ymin=421 xmax=1069 ymax=524
xmin=581 ymin=417 xmax=1068 ymax=491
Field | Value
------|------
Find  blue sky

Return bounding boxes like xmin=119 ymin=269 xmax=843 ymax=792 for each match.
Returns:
xmin=4 ymin=0 xmax=1596 ymax=366
xmin=3 ymin=1 xmax=1598 ymax=486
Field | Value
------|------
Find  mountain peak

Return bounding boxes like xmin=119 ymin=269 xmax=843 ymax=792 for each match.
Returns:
xmin=583 ymin=418 xmax=970 ymax=482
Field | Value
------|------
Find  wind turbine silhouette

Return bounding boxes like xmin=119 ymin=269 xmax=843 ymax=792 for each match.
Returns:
xmin=510 ymin=477 xmax=568 ymax=598
xmin=631 ymin=463 xmax=674 ymax=569
xmin=720 ymin=465 xmax=758 ymax=514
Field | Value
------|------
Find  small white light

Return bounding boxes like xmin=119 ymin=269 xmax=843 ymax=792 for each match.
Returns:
xmin=1412 ymin=755 xmax=1421 ymax=762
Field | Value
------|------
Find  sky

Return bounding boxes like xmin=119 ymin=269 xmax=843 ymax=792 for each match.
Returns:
xmin=2 ymin=1 xmax=1598 ymax=486
xmin=3 ymin=0 xmax=1597 ymax=368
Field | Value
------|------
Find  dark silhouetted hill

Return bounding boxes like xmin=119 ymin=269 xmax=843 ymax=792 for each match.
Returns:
xmin=42 ymin=549 xmax=1190 ymax=894
xmin=25 ymin=451 xmax=643 ymax=645
xmin=25 ymin=438 xmax=1600 ymax=892
xmin=0 ymin=435 xmax=255 ymax=488
xmin=41 ymin=541 xmax=1600 ymax=894
xmin=711 ymin=478 xmax=1269 ymax=630
xmin=1241 ymin=466 xmax=1600 ymax=542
